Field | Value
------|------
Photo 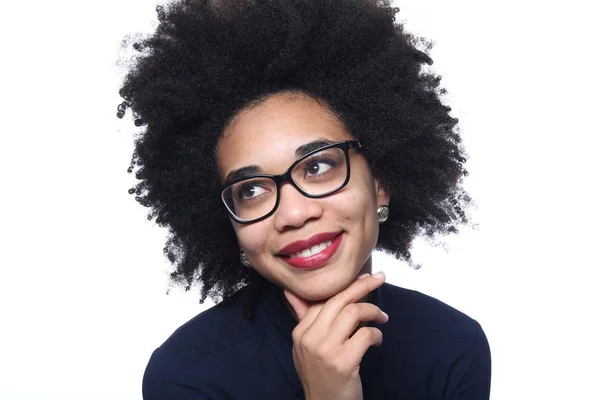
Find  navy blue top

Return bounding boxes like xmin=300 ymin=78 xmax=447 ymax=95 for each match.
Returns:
xmin=142 ymin=281 xmax=491 ymax=399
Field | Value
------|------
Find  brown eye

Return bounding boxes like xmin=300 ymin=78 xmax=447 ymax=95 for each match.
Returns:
xmin=236 ymin=184 xmax=268 ymax=201
xmin=305 ymin=159 xmax=337 ymax=177
xmin=307 ymin=163 xmax=321 ymax=175
xmin=243 ymin=186 xmax=255 ymax=198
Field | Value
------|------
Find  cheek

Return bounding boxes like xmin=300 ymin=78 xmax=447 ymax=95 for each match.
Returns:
xmin=234 ymin=224 xmax=270 ymax=254
xmin=330 ymin=189 xmax=377 ymax=227
xmin=337 ymin=176 xmax=378 ymax=220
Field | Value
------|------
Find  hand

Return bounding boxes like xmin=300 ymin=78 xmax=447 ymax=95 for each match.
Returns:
xmin=283 ymin=272 xmax=388 ymax=400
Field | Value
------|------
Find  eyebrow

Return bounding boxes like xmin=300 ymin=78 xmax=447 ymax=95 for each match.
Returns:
xmin=223 ymin=138 xmax=337 ymax=186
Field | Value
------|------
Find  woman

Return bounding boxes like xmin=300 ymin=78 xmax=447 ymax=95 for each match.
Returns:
xmin=118 ymin=0 xmax=491 ymax=398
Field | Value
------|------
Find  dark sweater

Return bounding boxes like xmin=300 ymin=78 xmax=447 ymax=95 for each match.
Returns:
xmin=142 ymin=281 xmax=491 ymax=399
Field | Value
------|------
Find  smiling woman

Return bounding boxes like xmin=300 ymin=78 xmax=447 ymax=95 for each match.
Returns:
xmin=217 ymin=95 xmax=388 ymax=300
xmin=117 ymin=0 xmax=491 ymax=399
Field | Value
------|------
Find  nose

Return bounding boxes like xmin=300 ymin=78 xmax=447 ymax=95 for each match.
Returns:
xmin=273 ymin=182 xmax=323 ymax=231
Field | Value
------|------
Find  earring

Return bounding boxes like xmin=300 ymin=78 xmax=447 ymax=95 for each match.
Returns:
xmin=377 ymin=205 xmax=389 ymax=224
xmin=240 ymin=251 xmax=252 ymax=268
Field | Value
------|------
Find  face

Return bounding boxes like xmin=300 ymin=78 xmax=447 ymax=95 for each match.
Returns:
xmin=217 ymin=92 xmax=389 ymax=301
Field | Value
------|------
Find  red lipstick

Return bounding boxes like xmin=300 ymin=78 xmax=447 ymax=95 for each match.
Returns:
xmin=277 ymin=232 xmax=343 ymax=270
xmin=278 ymin=232 xmax=341 ymax=255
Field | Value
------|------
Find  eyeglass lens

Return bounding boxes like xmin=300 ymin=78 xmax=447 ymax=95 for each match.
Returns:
xmin=222 ymin=147 xmax=348 ymax=222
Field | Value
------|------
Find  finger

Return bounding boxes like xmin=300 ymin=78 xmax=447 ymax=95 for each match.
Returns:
xmin=283 ymin=289 xmax=326 ymax=338
xmin=282 ymin=271 xmax=376 ymax=320
xmin=283 ymin=289 xmax=311 ymax=321
xmin=343 ymin=326 xmax=384 ymax=362
xmin=310 ymin=272 xmax=386 ymax=335
xmin=327 ymin=303 xmax=388 ymax=343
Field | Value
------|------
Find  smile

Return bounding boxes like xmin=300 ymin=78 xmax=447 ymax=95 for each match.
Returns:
xmin=278 ymin=233 xmax=343 ymax=270
xmin=288 ymin=240 xmax=333 ymax=259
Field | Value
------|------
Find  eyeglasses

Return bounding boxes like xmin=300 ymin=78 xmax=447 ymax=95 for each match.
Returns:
xmin=221 ymin=140 xmax=362 ymax=224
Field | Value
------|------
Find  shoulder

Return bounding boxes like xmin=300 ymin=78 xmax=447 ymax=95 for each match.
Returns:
xmin=161 ymin=285 xmax=260 ymax=358
xmin=375 ymin=283 xmax=491 ymax=397
xmin=142 ymin=284 xmax=264 ymax=397
xmin=363 ymin=283 xmax=492 ymax=398
xmin=380 ymin=282 xmax=483 ymax=340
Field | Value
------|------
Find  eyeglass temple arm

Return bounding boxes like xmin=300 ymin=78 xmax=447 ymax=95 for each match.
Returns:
xmin=350 ymin=141 xmax=362 ymax=150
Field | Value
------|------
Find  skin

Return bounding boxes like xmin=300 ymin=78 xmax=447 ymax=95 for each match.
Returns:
xmin=284 ymin=273 xmax=388 ymax=400
xmin=217 ymin=91 xmax=389 ymax=304
xmin=217 ymin=91 xmax=391 ymax=399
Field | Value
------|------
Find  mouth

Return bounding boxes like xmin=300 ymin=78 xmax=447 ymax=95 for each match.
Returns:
xmin=286 ymin=238 xmax=335 ymax=259
xmin=277 ymin=232 xmax=344 ymax=270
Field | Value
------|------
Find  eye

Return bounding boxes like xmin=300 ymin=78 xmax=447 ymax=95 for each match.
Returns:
xmin=305 ymin=159 xmax=337 ymax=177
xmin=236 ymin=183 xmax=269 ymax=201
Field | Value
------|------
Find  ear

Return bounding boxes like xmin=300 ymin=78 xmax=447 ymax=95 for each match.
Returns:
xmin=375 ymin=179 xmax=390 ymax=206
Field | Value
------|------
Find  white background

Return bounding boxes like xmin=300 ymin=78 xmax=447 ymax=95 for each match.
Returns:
xmin=1 ymin=0 xmax=598 ymax=398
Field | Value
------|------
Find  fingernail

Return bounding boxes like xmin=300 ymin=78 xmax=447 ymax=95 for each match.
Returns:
xmin=381 ymin=311 xmax=389 ymax=319
xmin=373 ymin=271 xmax=385 ymax=279
xmin=357 ymin=273 xmax=370 ymax=280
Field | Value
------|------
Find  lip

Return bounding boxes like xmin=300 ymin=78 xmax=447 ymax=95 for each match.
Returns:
xmin=277 ymin=231 xmax=341 ymax=255
xmin=278 ymin=232 xmax=344 ymax=270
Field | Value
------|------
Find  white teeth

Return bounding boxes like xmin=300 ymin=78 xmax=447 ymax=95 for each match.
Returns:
xmin=289 ymin=240 xmax=334 ymax=259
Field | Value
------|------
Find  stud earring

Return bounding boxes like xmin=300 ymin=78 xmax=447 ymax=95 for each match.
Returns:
xmin=377 ymin=205 xmax=389 ymax=224
xmin=240 ymin=251 xmax=252 ymax=268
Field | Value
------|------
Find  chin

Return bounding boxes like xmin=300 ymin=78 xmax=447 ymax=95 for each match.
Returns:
xmin=296 ymin=273 xmax=353 ymax=302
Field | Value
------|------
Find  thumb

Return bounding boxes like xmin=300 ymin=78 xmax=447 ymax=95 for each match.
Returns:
xmin=283 ymin=288 xmax=311 ymax=321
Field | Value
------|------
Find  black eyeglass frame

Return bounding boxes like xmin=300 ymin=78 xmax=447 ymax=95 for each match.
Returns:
xmin=220 ymin=140 xmax=362 ymax=224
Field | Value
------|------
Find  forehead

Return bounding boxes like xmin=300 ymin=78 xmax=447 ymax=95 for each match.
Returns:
xmin=217 ymin=93 xmax=352 ymax=177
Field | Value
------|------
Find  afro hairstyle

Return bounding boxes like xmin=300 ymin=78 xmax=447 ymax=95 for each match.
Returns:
xmin=117 ymin=0 xmax=474 ymax=318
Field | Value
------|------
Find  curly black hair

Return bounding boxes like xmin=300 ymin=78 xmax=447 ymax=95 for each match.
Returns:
xmin=117 ymin=0 xmax=473 ymax=318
